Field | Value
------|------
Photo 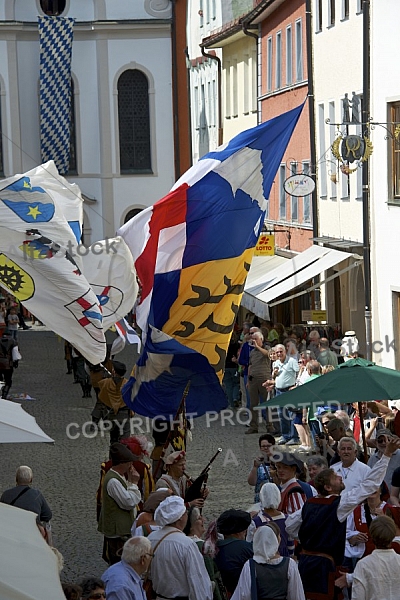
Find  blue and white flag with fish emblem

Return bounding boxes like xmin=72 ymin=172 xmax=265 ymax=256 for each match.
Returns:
xmin=0 ymin=163 xmax=139 ymax=363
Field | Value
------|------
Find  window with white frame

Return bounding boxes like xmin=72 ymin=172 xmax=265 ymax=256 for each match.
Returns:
xmin=329 ymin=0 xmax=335 ymax=26
xmin=251 ymin=47 xmax=257 ymax=112
xmin=342 ymin=0 xmax=349 ymax=19
xmin=388 ymin=101 xmax=400 ymax=202
xmin=329 ymin=101 xmax=336 ymax=199
xmin=267 ymin=36 xmax=273 ymax=92
xmin=302 ymin=161 xmax=312 ymax=223
xmin=194 ymin=85 xmax=199 ymax=128
xmin=212 ymin=79 xmax=216 ymax=127
xmin=232 ymin=59 xmax=238 ymax=117
xmin=356 ymin=95 xmax=363 ymax=199
xmin=207 ymin=81 xmax=211 ymax=125
xmin=199 ymin=0 xmax=203 ymax=27
xmin=200 ymin=83 xmax=206 ymax=130
xmin=276 ymin=31 xmax=282 ymax=89
xmin=357 ymin=0 xmax=362 ymax=13
xmin=225 ymin=61 xmax=231 ymax=118
xmin=290 ymin=161 xmax=298 ymax=221
xmin=286 ymin=25 xmax=292 ymax=85
xmin=295 ymin=20 xmax=303 ymax=82
xmin=211 ymin=0 xmax=216 ymax=19
xmin=243 ymin=54 xmax=249 ymax=114
xmin=316 ymin=0 xmax=322 ymax=32
xmin=205 ymin=0 xmax=210 ymax=24
xmin=279 ymin=164 xmax=287 ymax=219
xmin=318 ymin=103 xmax=327 ymax=196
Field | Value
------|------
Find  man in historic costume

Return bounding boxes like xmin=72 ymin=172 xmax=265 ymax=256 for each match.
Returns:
xmin=121 ymin=436 xmax=155 ymax=504
xmin=212 ymin=509 xmax=254 ymax=596
xmin=98 ymin=361 xmax=131 ymax=445
xmin=0 ymin=328 xmax=19 ymax=399
xmin=155 ymin=450 xmax=207 ymax=509
xmin=96 ymin=435 xmax=155 ymax=520
xmin=275 ymin=453 xmax=315 ymax=515
xmin=286 ymin=436 xmax=400 ymax=600
xmin=148 ymin=495 xmax=213 ymax=600
xmin=98 ymin=442 xmax=141 ymax=565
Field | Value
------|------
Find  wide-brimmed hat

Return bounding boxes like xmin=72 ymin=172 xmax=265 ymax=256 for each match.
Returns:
xmin=272 ymin=452 xmax=304 ymax=474
xmin=109 ymin=442 xmax=136 ymax=465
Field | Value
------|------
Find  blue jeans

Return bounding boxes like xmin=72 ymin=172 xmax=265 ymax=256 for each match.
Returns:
xmin=276 ymin=388 xmax=298 ymax=441
xmin=223 ymin=368 xmax=240 ymax=407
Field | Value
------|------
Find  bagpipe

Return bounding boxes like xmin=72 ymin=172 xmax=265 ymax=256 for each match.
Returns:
xmin=184 ymin=448 xmax=222 ymax=503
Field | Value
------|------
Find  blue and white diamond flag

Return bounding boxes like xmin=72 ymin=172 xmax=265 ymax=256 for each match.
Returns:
xmin=39 ymin=16 xmax=75 ymax=175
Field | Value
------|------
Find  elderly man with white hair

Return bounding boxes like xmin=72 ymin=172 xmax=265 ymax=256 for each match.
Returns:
xmin=148 ymin=495 xmax=212 ymax=600
xmin=102 ymin=536 xmax=153 ymax=599
xmin=331 ymin=437 xmax=371 ymax=492
xmin=246 ymin=483 xmax=293 ymax=557
xmin=0 ymin=465 xmax=52 ymax=522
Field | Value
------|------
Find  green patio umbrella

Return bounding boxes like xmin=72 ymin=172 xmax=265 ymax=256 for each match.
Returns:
xmin=259 ymin=358 xmax=400 ymax=410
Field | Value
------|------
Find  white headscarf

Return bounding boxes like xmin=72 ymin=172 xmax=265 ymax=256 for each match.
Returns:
xmin=253 ymin=525 xmax=280 ymax=564
xmin=259 ymin=483 xmax=281 ymax=510
xmin=154 ymin=496 xmax=186 ymax=526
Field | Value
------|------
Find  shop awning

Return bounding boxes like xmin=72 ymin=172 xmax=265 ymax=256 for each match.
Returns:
xmin=243 ymin=245 xmax=356 ymax=318
xmin=242 ymin=254 xmax=288 ymax=319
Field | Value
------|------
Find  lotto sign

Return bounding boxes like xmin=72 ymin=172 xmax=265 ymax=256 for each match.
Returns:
xmin=254 ymin=234 xmax=275 ymax=256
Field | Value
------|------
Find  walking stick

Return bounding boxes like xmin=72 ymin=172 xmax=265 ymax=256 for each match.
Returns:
xmin=358 ymin=401 xmax=368 ymax=462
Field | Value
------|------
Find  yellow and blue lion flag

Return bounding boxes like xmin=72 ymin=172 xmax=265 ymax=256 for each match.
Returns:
xmin=118 ymin=104 xmax=304 ymax=418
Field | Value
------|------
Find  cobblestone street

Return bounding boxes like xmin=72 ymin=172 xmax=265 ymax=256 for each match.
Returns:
xmin=0 ymin=329 xmax=261 ymax=583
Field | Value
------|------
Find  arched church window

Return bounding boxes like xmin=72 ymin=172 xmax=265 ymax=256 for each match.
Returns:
xmin=118 ymin=70 xmax=152 ymax=174
xmin=124 ymin=208 xmax=143 ymax=224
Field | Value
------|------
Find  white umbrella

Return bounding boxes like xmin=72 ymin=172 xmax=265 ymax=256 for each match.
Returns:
xmin=0 ymin=503 xmax=65 ymax=600
xmin=0 ymin=400 xmax=54 ymax=443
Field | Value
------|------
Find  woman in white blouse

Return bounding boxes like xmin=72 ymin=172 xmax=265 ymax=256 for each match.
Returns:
xmin=231 ymin=522 xmax=305 ymax=600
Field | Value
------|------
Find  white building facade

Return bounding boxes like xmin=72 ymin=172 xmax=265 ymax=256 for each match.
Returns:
xmin=370 ymin=1 xmax=400 ymax=368
xmin=186 ymin=0 xmax=222 ymax=163
xmin=0 ymin=0 xmax=175 ymax=242
xmin=313 ymin=0 xmax=366 ymax=348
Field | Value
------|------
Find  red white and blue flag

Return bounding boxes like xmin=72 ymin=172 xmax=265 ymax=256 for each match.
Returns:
xmin=118 ymin=104 xmax=304 ymax=418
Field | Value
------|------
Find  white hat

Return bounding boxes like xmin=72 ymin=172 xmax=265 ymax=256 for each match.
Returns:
xmin=154 ymin=496 xmax=186 ymax=526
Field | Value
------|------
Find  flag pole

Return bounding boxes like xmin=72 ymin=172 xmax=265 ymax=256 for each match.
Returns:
xmin=154 ymin=381 xmax=191 ymax=480
xmin=358 ymin=401 xmax=368 ymax=462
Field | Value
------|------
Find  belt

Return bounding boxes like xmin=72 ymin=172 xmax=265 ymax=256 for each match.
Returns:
xmin=276 ymin=387 xmax=291 ymax=392
xmin=301 ymin=549 xmax=336 ymax=565
xmin=156 ymin=595 xmax=189 ymax=600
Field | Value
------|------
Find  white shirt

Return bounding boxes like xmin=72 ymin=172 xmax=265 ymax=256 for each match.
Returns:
xmin=352 ymin=549 xmax=400 ymax=600
xmin=345 ymin=501 xmax=386 ymax=558
xmin=106 ymin=470 xmax=141 ymax=511
xmin=331 ymin=459 xmax=371 ymax=492
xmin=231 ymin=557 xmax=305 ymax=600
xmin=148 ymin=526 xmax=212 ymax=600
xmin=286 ymin=455 xmax=391 ymax=539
